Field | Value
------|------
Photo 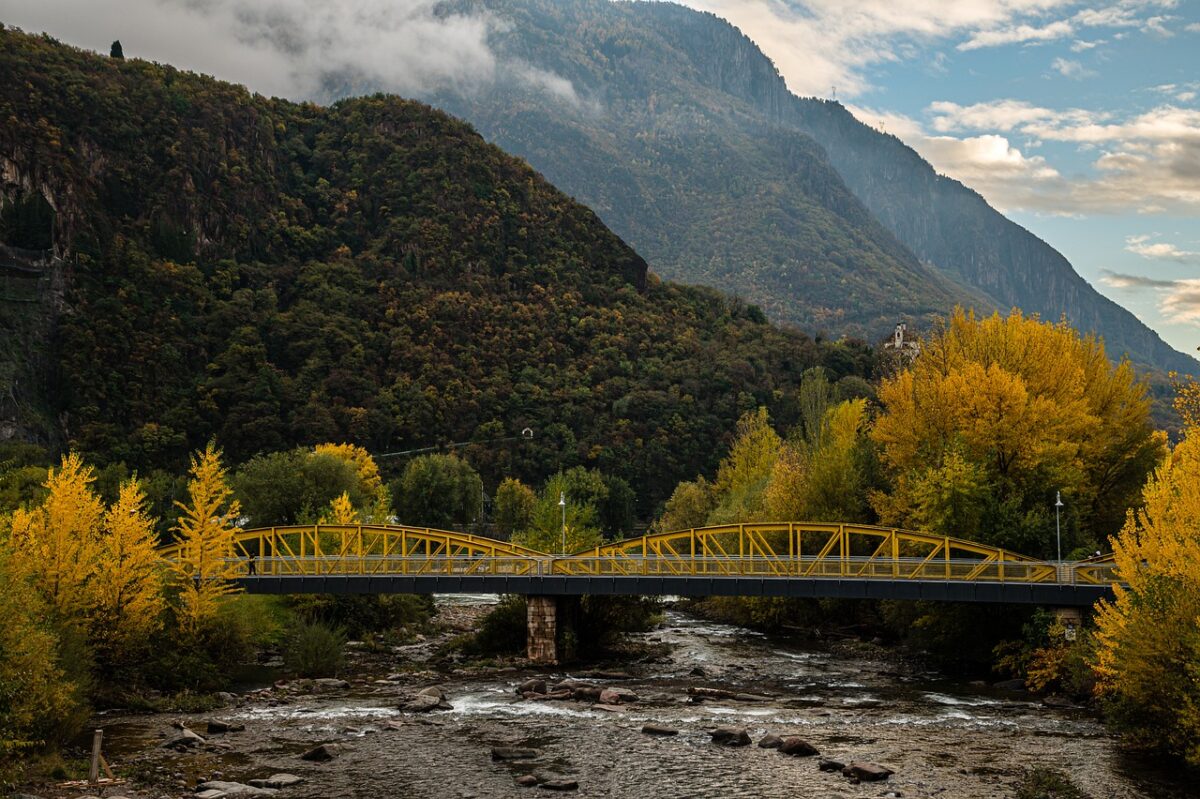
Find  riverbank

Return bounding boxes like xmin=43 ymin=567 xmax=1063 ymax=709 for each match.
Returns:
xmin=13 ymin=601 xmax=1193 ymax=799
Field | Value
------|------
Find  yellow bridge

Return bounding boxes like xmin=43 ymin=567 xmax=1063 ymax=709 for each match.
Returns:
xmin=163 ymin=522 xmax=1118 ymax=607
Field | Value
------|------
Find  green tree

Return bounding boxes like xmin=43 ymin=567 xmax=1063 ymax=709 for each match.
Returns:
xmin=493 ymin=477 xmax=535 ymax=538
xmin=391 ymin=453 xmax=482 ymax=529
xmin=109 ymin=40 xmax=123 ymax=59
xmin=653 ymin=477 xmax=714 ymax=533
xmin=708 ymin=407 xmax=781 ymax=524
xmin=514 ymin=472 xmax=603 ymax=554
xmin=233 ymin=448 xmax=366 ymax=526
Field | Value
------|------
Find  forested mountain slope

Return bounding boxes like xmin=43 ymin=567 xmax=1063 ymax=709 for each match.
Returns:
xmin=0 ymin=25 xmax=879 ymax=509
xmin=413 ymin=0 xmax=1195 ymax=374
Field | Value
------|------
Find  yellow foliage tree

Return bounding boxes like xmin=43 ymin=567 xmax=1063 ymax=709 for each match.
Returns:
xmin=314 ymin=443 xmax=389 ymax=520
xmin=767 ymin=399 xmax=870 ymax=522
xmin=172 ymin=443 xmax=242 ymax=635
xmin=7 ymin=453 xmax=105 ymax=621
xmin=321 ymin=491 xmax=360 ymax=525
xmin=91 ymin=479 xmax=164 ymax=662
xmin=1093 ymin=412 xmax=1200 ymax=764
xmin=708 ymin=407 xmax=781 ymax=524
xmin=872 ymin=309 xmax=1160 ymax=553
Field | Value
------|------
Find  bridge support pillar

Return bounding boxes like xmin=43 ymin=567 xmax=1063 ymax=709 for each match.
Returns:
xmin=526 ymin=596 xmax=579 ymax=664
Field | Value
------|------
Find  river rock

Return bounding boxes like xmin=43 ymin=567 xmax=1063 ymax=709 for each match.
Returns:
xmin=195 ymin=780 xmax=278 ymax=797
xmin=818 ymin=758 xmax=845 ymax=772
xmin=842 ymin=762 xmax=893 ymax=781
xmin=164 ymin=727 xmax=205 ymax=748
xmin=688 ymin=686 xmax=737 ymax=700
xmin=779 ymin=737 xmax=820 ymax=756
xmin=216 ymin=691 xmax=238 ymax=705
xmin=249 ymin=774 xmax=304 ymax=789
xmin=195 ymin=791 xmax=226 ymax=799
xmin=589 ymin=703 xmax=624 ymax=713
xmin=517 ymin=678 xmax=547 ymax=695
xmin=993 ymin=678 xmax=1026 ymax=691
xmin=300 ymin=743 xmax=342 ymax=762
xmin=598 ymin=687 xmax=639 ymax=704
xmin=537 ymin=780 xmax=579 ymax=791
xmin=418 ymin=685 xmax=446 ymax=700
xmin=206 ymin=718 xmax=246 ymax=734
xmin=641 ymin=724 xmax=678 ymax=736
xmin=403 ymin=693 xmax=449 ymax=712
xmin=492 ymin=747 xmax=540 ymax=761
xmin=312 ymin=678 xmax=351 ymax=690
xmin=515 ymin=775 xmax=539 ymax=787
xmin=710 ymin=727 xmax=751 ymax=746
xmin=1041 ymin=695 xmax=1074 ymax=708
xmin=570 ymin=686 xmax=604 ymax=702
xmin=758 ymin=734 xmax=783 ymax=749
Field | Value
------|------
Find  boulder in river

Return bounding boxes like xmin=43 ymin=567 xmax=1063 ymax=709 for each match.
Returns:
xmin=758 ymin=734 xmax=783 ymax=749
xmin=195 ymin=780 xmax=278 ymax=797
xmin=163 ymin=727 xmax=205 ymax=749
xmin=818 ymin=758 xmax=845 ymax=772
xmin=688 ymin=686 xmax=737 ymax=700
xmin=249 ymin=774 xmax=304 ymax=789
xmin=417 ymin=685 xmax=446 ymax=700
xmin=515 ymin=775 xmax=539 ymax=787
xmin=403 ymin=693 xmax=451 ymax=712
xmin=641 ymin=724 xmax=678 ymax=736
xmin=312 ymin=678 xmax=351 ymax=691
xmin=537 ymin=779 xmax=579 ymax=791
xmin=517 ymin=678 xmax=547 ymax=695
xmin=570 ymin=686 xmax=604 ymax=702
xmin=300 ymin=743 xmax=342 ymax=762
xmin=842 ymin=762 xmax=893 ymax=781
xmin=992 ymin=678 xmax=1026 ymax=691
xmin=492 ymin=747 xmax=541 ymax=761
xmin=206 ymin=718 xmax=245 ymax=734
xmin=709 ymin=727 xmax=752 ymax=746
xmin=779 ymin=737 xmax=820 ymax=757
xmin=598 ymin=687 xmax=639 ymax=705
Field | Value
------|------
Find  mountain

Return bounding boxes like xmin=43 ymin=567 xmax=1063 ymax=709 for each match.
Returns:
xmin=405 ymin=0 xmax=1196 ymax=374
xmin=0 ymin=25 xmax=880 ymax=509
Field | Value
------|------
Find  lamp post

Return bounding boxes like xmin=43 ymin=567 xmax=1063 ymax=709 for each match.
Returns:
xmin=559 ymin=491 xmax=566 ymax=555
xmin=1055 ymin=491 xmax=1064 ymax=572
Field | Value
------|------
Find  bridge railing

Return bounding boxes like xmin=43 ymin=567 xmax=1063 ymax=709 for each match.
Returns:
xmin=202 ymin=554 xmax=1115 ymax=585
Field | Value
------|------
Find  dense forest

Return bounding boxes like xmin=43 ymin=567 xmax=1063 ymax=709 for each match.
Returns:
xmin=0 ymin=25 xmax=879 ymax=513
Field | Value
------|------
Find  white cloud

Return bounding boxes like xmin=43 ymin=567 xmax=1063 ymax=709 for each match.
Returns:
xmin=959 ymin=19 xmax=1074 ymax=51
xmin=0 ymin=0 xmax=581 ymax=104
xmin=1100 ymin=271 xmax=1200 ymax=324
xmin=1050 ymin=56 xmax=1094 ymax=78
xmin=1187 ymin=22 xmax=1200 ymax=33
xmin=1069 ymin=38 xmax=1104 ymax=50
xmin=1125 ymin=234 xmax=1200 ymax=262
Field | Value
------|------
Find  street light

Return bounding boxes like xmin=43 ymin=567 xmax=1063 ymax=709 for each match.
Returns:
xmin=1055 ymin=491 xmax=1064 ymax=573
xmin=558 ymin=492 xmax=566 ymax=554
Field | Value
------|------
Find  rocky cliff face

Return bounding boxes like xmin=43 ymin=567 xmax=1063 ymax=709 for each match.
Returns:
xmin=425 ymin=0 xmax=1196 ymax=373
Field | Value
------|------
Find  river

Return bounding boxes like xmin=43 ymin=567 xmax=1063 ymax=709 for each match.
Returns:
xmin=96 ymin=602 xmax=1191 ymax=799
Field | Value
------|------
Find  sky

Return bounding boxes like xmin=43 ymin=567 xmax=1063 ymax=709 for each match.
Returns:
xmin=2 ymin=0 xmax=1198 ymax=355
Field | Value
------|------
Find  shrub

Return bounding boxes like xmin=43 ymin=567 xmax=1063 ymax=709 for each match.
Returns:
xmin=284 ymin=619 xmax=346 ymax=678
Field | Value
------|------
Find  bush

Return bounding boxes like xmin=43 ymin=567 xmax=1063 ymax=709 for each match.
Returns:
xmin=466 ymin=596 xmax=528 ymax=656
xmin=286 ymin=594 xmax=434 ymax=639
xmin=284 ymin=619 xmax=346 ymax=678
xmin=1015 ymin=767 xmax=1091 ymax=799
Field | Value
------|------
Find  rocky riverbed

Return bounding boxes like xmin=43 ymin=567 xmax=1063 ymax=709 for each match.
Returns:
xmin=27 ymin=602 xmax=1194 ymax=799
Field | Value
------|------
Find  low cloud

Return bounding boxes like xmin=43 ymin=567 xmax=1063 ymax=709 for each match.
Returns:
xmin=1100 ymin=271 xmax=1200 ymax=324
xmin=1 ymin=0 xmax=581 ymax=104
xmin=1050 ymin=57 xmax=1095 ymax=79
xmin=1125 ymin=234 xmax=1200 ymax=262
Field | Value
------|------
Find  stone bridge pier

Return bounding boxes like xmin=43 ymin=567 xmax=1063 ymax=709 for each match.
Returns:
xmin=526 ymin=595 xmax=580 ymax=664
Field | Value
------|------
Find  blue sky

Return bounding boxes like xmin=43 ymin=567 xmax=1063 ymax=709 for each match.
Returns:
xmin=4 ymin=0 xmax=1198 ymax=357
xmin=680 ymin=0 xmax=1200 ymax=358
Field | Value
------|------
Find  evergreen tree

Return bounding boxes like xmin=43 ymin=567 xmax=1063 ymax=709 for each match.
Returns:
xmin=109 ymin=40 xmax=123 ymax=59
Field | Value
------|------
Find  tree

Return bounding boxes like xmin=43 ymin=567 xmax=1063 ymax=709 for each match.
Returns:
xmin=172 ymin=444 xmax=242 ymax=635
xmin=653 ymin=477 xmax=714 ymax=533
xmin=0 ymin=545 xmax=81 ymax=755
xmin=109 ymin=40 xmax=123 ymax=59
xmin=321 ymin=491 xmax=360 ymax=524
xmin=871 ymin=309 xmax=1161 ymax=555
xmin=313 ymin=443 xmax=390 ymax=520
xmin=90 ymin=478 xmax=164 ymax=668
xmin=391 ymin=453 xmax=482 ymax=529
xmin=233 ymin=448 xmax=366 ymax=526
xmin=493 ymin=477 xmax=535 ymax=538
xmin=708 ymin=407 xmax=781 ymax=524
xmin=514 ymin=472 xmax=603 ymax=554
xmin=7 ymin=453 xmax=105 ymax=621
xmin=1093 ymin=392 xmax=1200 ymax=765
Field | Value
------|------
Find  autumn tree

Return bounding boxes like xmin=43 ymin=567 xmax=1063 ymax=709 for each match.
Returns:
xmin=707 ymin=407 xmax=781 ymax=524
xmin=871 ymin=309 xmax=1161 ymax=555
xmin=493 ymin=477 xmax=535 ymax=538
xmin=653 ymin=476 xmax=715 ymax=533
xmin=1093 ymin=381 xmax=1200 ymax=765
xmin=314 ymin=443 xmax=390 ymax=520
xmin=7 ymin=453 xmax=105 ymax=621
xmin=90 ymin=478 xmax=164 ymax=668
xmin=172 ymin=444 xmax=242 ymax=635
xmin=321 ymin=491 xmax=360 ymax=525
